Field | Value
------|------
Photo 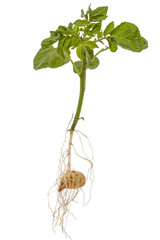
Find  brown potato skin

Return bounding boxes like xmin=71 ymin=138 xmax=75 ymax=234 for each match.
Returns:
xmin=58 ymin=170 xmax=86 ymax=192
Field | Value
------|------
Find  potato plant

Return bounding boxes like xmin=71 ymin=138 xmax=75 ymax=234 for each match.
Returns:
xmin=33 ymin=4 xmax=148 ymax=238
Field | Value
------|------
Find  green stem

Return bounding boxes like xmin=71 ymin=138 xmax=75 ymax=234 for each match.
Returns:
xmin=67 ymin=47 xmax=87 ymax=169
xmin=95 ymin=46 xmax=109 ymax=58
xmin=71 ymin=47 xmax=87 ymax=131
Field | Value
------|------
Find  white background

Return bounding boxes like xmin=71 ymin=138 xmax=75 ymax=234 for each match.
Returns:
xmin=0 ymin=0 xmax=160 ymax=239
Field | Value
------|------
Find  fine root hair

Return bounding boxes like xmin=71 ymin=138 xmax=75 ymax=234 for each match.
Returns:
xmin=48 ymin=116 xmax=94 ymax=238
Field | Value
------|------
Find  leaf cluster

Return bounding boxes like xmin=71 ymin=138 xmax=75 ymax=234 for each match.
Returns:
xmin=33 ymin=5 xmax=148 ymax=74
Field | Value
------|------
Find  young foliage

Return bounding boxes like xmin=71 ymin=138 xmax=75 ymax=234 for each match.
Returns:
xmin=34 ymin=46 xmax=69 ymax=70
xmin=88 ymin=5 xmax=108 ymax=22
xmin=104 ymin=21 xmax=114 ymax=36
xmin=33 ymin=4 xmax=148 ymax=73
xmin=110 ymin=22 xmax=148 ymax=52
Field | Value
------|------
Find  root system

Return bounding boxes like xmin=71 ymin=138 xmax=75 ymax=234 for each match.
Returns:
xmin=48 ymin=118 xmax=94 ymax=238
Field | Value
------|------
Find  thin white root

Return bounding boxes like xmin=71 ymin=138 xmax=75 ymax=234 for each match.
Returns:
xmin=48 ymin=118 xmax=94 ymax=239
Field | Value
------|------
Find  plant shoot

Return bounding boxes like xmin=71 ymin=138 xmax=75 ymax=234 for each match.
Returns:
xmin=33 ymin=4 xmax=148 ymax=238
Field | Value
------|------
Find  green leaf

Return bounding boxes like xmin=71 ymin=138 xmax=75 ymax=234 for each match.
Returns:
xmin=76 ymin=44 xmax=83 ymax=60
xmin=87 ymin=33 xmax=95 ymax=38
xmin=84 ymin=46 xmax=94 ymax=64
xmin=91 ymin=15 xmax=106 ymax=22
xmin=141 ymin=37 xmax=148 ymax=49
xmin=110 ymin=22 xmax=148 ymax=52
xmin=57 ymin=36 xmax=72 ymax=59
xmin=68 ymin=22 xmax=73 ymax=29
xmin=57 ymin=36 xmax=66 ymax=56
xmin=57 ymin=25 xmax=68 ymax=33
xmin=89 ymin=6 xmax=108 ymax=22
xmin=74 ymin=19 xmax=88 ymax=26
xmin=33 ymin=46 xmax=69 ymax=70
xmin=84 ymin=41 xmax=99 ymax=49
xmin=81 ymin=6 xmax=90 ymax=20
xmin=91 ymin=6 xmax=108 ymax=16
xmin=88 ymin=5 xmax=93 ymax=20
xmin=79 ymin=28 xmax=84 ymax=32
xmin=87 ymin=57 xmax=100 ymax=69
xmin=57 ymin=25 xmax=76 ymax=37
xmin=73 ymin=61 xmax=82 ymax=74
xmin=90 ymin=21 xmax=101 ymax=34
xmin=63 ymin=37 xmax=71 ymax=50
xmin=85 ymin=23 xmax=95 ymax=32
xmin=71 ymin=38 xmax=81 ymax=49
xmin=107 ymin=37 xmax=118 ymax=52
xmin=84 ymin=45 xmax=99 ymax=69
xmin=50 ymin=31 xmax=61 ymax=40
xmin=75 ymin=26 xmax=80 ymax=34
xmin=41 ymin=32 xmax=60 ymax=48
xmin=83 ymin=37 xmax=92 ymax=42
xmin=97 ymin=31 xmax=103 ymax=39
xmin=81 ymin=9 xmax=85 ymax=18
xmin=104 ymin=21 xmax=114 ymax=36
xmin=41 ymin=38 xmax=55 ymax=48
xmin=63 ymin=37 xmax=71 ymax=58
xmin=69 ymin=36 xmax=78 ymax=48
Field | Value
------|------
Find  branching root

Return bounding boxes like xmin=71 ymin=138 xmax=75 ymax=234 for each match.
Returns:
xmin=48 ymin=121 xmax=94 ymax=238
